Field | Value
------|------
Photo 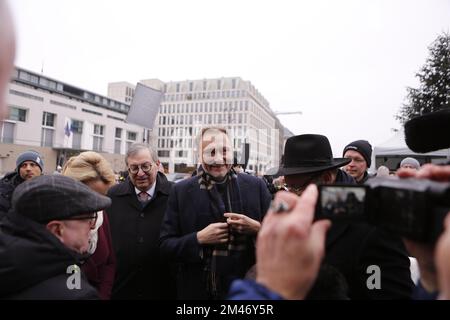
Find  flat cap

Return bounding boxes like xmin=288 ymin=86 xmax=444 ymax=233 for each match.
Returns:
xmin=12 ymin=175 xmax=111 ymax=223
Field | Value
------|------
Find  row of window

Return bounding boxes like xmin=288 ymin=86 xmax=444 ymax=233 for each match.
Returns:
xmin=158 ymin=113 xmax=247 ymax=126
xmin=157 ymin=126 xmax=247 ymax=138
xmin=12 ymin=71 xmax=129 ymax=114
xmin=162 ymin=90 xmax=247 ymax=102
xmin=160 ymin=100 xmax=250 ymax=114
xmin=1 ymin=107 xmax=137 ymax=153
xmin=172 ymin=79 xmax=238 ymax=94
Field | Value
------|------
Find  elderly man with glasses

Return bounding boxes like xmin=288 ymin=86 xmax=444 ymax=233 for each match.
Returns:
xmin=105 ymin=143 xmax=176 ymax=299
xmin=0 ymin=175 xmax=111 ymax=299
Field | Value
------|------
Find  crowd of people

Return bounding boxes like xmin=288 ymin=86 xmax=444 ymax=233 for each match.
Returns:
xmin=0 ymin=0 xmax=450 ymax=300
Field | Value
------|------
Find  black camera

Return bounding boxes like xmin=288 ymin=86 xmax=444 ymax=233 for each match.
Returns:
xmin=316 ymin=177 xmax=450 ymax=243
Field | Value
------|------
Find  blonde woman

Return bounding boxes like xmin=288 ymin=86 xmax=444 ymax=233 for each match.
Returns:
xmin=63 ymin=151 xmax=116 ymax=300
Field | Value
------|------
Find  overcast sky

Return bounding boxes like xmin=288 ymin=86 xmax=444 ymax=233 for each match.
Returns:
xmin=9 ymin=0 xmax=450 ymax=156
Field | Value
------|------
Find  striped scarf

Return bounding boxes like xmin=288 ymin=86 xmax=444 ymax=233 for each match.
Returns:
xmin=197 ymin=167 xmax=249 ymax=299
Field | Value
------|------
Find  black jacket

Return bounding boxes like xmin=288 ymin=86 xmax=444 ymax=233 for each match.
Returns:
xmin=160 ymin=173 xmax=272 ymax=299
xmin=106 ymin=172 xmax=176 ymax=299
xmin=0 ymin=171 xmax=24 ymax=216
xmin=323 ymin=169 xmax=414 ymax=299
xmin=0 ymin=213 xmax=98 ymax=299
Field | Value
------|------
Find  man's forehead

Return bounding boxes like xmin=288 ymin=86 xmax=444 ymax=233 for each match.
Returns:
xmin=201 ymin=130 xmax=230 ymax=145
xmin=344 ymin=150 xmax=364 ymax=158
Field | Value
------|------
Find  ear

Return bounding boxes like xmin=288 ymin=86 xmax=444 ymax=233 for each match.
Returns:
xmin=45 ymin=221 xmax=65 ymax=242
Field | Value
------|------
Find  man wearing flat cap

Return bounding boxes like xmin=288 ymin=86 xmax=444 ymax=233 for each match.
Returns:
xmin=0 ymin=150 xmax=44 ymax=215
xmin=0 ymin=175 xmax=111 ymax=299
xmin=276 ymin=134 xmax=413 ymax=299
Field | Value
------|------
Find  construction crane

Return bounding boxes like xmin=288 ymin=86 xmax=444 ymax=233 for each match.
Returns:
xmin=274 ymin=111 xmax=303 ymax=115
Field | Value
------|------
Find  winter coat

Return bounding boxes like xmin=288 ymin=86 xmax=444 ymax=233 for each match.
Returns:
xmin=159 ymin=173 xmax=272 ymax=299
xmin=0 ymin=213 xmax=98 ymax=299
xmin=324 ymin=169 xmax=414 ymax=299
xmin=106 ymin=172 xmax=176 ymax=299
xmin=0 ymin=171 xmax=24 ymax=216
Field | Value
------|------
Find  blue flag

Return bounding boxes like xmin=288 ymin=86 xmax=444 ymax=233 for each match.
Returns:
xmin=64 ymin=121 xmax=71 ymax=137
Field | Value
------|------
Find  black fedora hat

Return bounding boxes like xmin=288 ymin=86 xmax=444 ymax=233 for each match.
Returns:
xmin=276 ymin=134 xmax=351 ymax=176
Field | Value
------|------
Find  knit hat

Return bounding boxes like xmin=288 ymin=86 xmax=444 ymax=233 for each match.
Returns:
xmin=343 ymin=140 xmax=372 ymax=167
xmin=16 ymin=150 xmax=44 ymax=172
xmin=400 ymin=157 xmax=420 ymax=170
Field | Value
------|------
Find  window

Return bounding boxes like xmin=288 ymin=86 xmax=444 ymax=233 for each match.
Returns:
xmin=42 ymin=112 xmax=56 ymax=127
xmin=30 ymin=74 xmax=39 ymax=84
xmin=92 ymin=136 xmax=103 ymax=152
xmin=115 ymin=128 xmax=122 ymax=138
xmin=71 ymin=120 xmax=83 ymax=133
xmin=127 ymin=131 xmax=137 ymax=141
xmin=0 ymin=121 xmax=15 ymax=143
xmin=158 ymin=150 xmax=170 ymax=157
xmin=48 ymin=81 xmax=57 ymax=90
xmin=19 ymin=70 xmax=30 ymax=81
xmin=176 ymin=150 xmax=187 ymax=158
xmin=114 ymin=139 xmax=121 ymax=154
xmin=232 ymin=78 xmax=236 ymax=89
xmin=9 ymin=106 xmax=27 ymax=122
xmin=39 ymin=77 xmax=49 ymax=87
xmin=71 ymin=120 xmax=83 ymax=149
xmin=217 ymin=80 xmax=221 ymax=90
xmin=94 ymin=124 xmax=104 ymax=136
xmin=41 ymin=128 xmax=54 ymax=147
xmin=93 ymin=124 xmax=105 ymax=152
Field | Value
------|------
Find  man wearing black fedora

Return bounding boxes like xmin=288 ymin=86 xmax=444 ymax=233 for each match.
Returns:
xmin=277 ymin=134 xmax=413 ymax=299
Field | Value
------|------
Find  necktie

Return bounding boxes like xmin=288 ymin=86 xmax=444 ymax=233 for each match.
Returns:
xmin=138 ymin=191 xmax=150 ymax=203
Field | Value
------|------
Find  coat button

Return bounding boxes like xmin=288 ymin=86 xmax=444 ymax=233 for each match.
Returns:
xmin=138 ymin=237 xmax=144 ymax=243
xmin=140 ymin=213 xmax=145 ymax=218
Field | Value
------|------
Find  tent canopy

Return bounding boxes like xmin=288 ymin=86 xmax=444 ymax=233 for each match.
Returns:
xmin=371 ymin=129 xmax=449 ymax=171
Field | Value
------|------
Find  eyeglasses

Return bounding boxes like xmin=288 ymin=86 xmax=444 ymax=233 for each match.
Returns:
xmin=63 ymin=212 xmax=98 ymax=227
xmin=128 ymin=162 xmax=153 ymax=174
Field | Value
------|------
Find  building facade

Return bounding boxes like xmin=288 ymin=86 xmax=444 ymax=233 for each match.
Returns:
xmin=1 ymin=67 xmax=146 ymax=174
xmin=109 ymin=77 xmax=282 ymax=175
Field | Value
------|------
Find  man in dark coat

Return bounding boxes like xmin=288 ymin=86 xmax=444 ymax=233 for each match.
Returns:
xmin=0 ymin=174 xmax=111 ymax=299
xmin=160 ymin=127 xmax=271 ymax=299
xmin=0 ymin=150 xmax=44 ymax=216
xmin=106 ymin=143 xmax=176 ymax=299
xmin=278 ymin=134 xmax=414 ymax=299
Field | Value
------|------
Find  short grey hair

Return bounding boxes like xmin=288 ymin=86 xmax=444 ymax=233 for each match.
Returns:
xmin=125 ymin=143 xmax=159 ymax=165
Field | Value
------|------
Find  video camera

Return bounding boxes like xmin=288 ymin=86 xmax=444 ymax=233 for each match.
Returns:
xmin=316 ymin=177 xmax=450 ymax=243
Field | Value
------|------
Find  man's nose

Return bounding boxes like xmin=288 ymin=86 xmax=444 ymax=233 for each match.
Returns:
xmin=213 ymin=153 xmax=224 ymax=163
